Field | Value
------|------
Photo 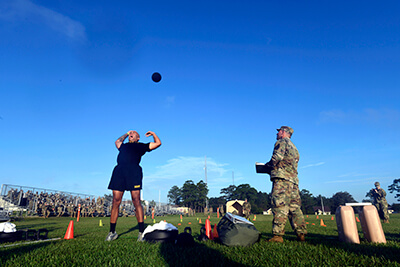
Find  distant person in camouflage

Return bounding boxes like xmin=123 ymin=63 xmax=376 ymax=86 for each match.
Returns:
xmin=243 ymin=198 xmax=251 ymax=220
xmin=219 ymin=204 xmax=224 ymax=217
xmin=370 ymin=182 xmax=389 ymax=223
xmin=265 ymin=126 xmax=307 ymax=243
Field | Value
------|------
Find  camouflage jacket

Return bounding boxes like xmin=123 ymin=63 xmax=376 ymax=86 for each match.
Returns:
xmin=371 ymin=188 xmax=387 ymax=203
xmin=243 ymin=202 xmax=251 ymax=212
xmin=268 ymin=137 xmax=299 ymax=185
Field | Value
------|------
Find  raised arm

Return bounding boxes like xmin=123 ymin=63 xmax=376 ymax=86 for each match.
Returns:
xmin=145 ymin=131 xmax=162 ymax=151
xmin=115 ymin=132 xmax=130 ymax=149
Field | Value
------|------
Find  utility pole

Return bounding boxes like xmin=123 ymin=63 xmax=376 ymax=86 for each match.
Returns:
xmin=321 ymin=196 xmax=325 ymax=215
xmin=205 ymin=156 xmax=208 ymax=211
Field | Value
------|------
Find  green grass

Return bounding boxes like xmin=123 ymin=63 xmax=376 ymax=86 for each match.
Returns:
xmin=1 ymin=214 xmax=400 ymax=266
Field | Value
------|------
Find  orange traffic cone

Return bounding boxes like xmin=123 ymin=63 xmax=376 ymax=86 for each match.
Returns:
xmin=144 ymin=215 xmax=146 ymax=220
xmin=212 ymin=223 xmax=219 ymax=240
xmin=199 ymin=218 xmax=202 ymax=224
xmin=64 ymin=220 xmax=74 ymax=240
xmin=316 ymin=215 xmax=319 ymax=219
xmin=217 ymin=208 xmax=220 ymax=219
xmin=331 ymin=216 xmax=334 ymax=220
xmin=320 ymin=219 xmax=326 ymax=226
xmin=208 ymin=215 xmax=210 ymax=219
xmin=356 ymin=217 xmax=360 ymax=222
xmin=306 ymin=215 xmax=308 ymax=218
xmin=205 ymin=219 xmax=212 ymax=239
xmin=77 ymin=204 xmax=81 ymax=222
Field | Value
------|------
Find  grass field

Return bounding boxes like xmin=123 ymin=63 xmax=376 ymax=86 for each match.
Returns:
xmin=1 ymin=213 xmax=399 ymax=266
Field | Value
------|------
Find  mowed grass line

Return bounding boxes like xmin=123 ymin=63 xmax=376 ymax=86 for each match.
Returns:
xmin=1 ymin=214 xmax=399 ymax=266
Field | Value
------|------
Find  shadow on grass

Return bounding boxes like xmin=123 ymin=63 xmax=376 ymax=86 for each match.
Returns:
xmin=303 ymin=232 xmax=400 ymax=264
xmin=0 ymin=241 xmax=54 ymax=263
xmin=259 ymin=229 xmax=399 ymax=264
xmin=385 ymin=233 xmax=400 ymax=242
xmin=118 ymin=225 xmax=139 ymax=237
xmin=159 ymin=240 xmax=248 ymax=267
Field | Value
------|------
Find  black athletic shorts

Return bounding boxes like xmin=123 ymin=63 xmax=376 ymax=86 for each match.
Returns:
xmin=108 ymin=165 xmax=143 ymax=191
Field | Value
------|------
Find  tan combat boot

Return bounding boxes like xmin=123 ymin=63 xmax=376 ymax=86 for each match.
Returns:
xmin=297 ymin=233 xmax=306 ymax=242
xmin=268 ymin=235 xmax=284 ymax=243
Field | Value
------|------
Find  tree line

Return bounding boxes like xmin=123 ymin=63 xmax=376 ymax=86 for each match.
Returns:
xmin=167 ymin=180 xmax=208 ymax=212
xmin=168 ymin=179 xmax=358 ymax=214
xmin=168 ymin=178 xmax=400 ymax=214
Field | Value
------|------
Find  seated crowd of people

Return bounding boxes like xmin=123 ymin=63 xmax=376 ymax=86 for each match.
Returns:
xmin=2 ymin=187 xmax=202 ymax=218
xmin=2 ymin=187 xmax=117 ymax=218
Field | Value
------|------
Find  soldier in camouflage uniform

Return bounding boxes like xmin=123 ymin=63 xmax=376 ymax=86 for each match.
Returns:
xmin=266 ymin=126 xmax=307 ymax=243
xmin=370 ymin=182 xmax=389 ymax=223
xmin=219 ymin=204 xmax=224 ymax=217
xmin=43 ymin=203 xmax=51 ymax=218
xmin=57 ymin=205 xmax=64 ymax=217
xmin=37 ymin=201 xmax=43 ymax=217
xmin=243 ymin=198 xmax=251 ymax=220
xmin=90 ymin=204 xmax=95 ymax=217
xmin=68 ymin=204 xmax=74 ymax=217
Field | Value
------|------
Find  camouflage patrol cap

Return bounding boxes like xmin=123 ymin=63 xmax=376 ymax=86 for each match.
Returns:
xmin=374 ymin=182 xmax=380 ymax=186
xmin=277 ymin=126 xmax=294 ymax=136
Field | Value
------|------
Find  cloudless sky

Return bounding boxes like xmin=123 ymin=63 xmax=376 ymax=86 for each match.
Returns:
xmin=1 ymin=0 xmax=399 ymax=205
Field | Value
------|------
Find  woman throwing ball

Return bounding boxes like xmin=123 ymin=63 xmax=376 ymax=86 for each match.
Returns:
xmin=106 ymin=130 xmax=161 ymax=242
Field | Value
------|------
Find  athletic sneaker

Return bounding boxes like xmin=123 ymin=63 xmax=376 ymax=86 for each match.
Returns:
xmin=137 ymin=232 xmax=144 ymax=242
xmin=105 ymin=231 xmax=118 ymax=241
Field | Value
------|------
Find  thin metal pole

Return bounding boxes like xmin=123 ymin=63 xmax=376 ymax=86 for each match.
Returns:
xmin=205 ymin=156 xmax=208 ymax=210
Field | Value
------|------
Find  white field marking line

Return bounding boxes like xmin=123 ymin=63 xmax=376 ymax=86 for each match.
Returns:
xmin=1 ymin=237 xmax=61 ymax=248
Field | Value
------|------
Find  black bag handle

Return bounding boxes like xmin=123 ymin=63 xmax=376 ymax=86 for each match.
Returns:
xmin=200 ymin=226 xmax=206 ymax=234
xmin=184 ymin=227 xmax=192 ymax=235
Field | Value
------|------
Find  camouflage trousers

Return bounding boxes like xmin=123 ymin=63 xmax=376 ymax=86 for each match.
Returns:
xmin=243 ymin=210 xmax=250 ymax=220
xmin=374 ymin=201 xmax=389 ymax=221
xmin=271 ymin=179 xmax=307 ymax=236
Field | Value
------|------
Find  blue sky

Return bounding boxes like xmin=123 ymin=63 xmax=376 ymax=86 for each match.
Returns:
xmin=1 ymin=0 xmax=399 ymax=204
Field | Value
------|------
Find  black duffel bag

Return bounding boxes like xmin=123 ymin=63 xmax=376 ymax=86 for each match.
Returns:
xmin=175 ymin=227 xmax=195 ymax=246
xmin=217 ymin=212 xmax=260 ymax=247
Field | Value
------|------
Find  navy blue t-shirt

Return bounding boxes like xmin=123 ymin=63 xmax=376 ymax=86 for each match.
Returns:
xmin=117 ymin=142 xmax=151 ymax=166
xmin=108 ymin=142 xmax=151 ymax=191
